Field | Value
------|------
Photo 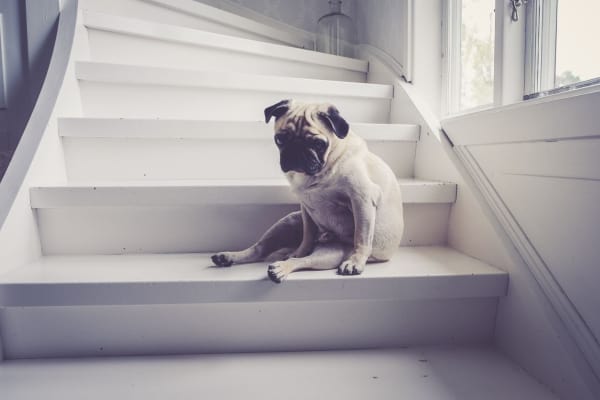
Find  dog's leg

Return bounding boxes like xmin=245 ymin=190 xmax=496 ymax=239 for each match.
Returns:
xmin=267 ymin=242 xmax=352 ymax=283
xmin=211 ymin=211 xmax=303 ymax=267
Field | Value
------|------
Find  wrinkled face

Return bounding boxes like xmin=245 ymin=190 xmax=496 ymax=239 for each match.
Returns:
xmin=264 ymin=100 xmax=349 ymax=176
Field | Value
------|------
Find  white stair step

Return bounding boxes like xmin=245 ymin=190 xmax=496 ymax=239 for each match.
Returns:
xmin=75 ymin=62 xmax=392 ymax=122
xmin=30 ymin=180 xmax=456 ymax=207
xmin=30 ymin=180 xmax=455 ymax=254
xmin=0 ymin=247 xmax=507 ymax=358
xmin=81 ymin=0 xmax=315 ymax=48
xmin=0 ymin=347 xmax=558 ymax=399
xmin=59 ymin=118 xmax=419 ymax=180
xmin=0 ymin=247 xmax=506 ymax=306
xmin=84 ymin=11 xmax=367 ymax=82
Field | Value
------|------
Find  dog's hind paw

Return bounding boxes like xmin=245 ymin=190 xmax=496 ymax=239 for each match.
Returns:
xmin=211 ymin=253 xmax=234 ymax=267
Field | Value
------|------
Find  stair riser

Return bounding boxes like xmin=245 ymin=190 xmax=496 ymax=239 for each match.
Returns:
xmin=87 ymin=30 xmax=365 ymax=82
xmin=63 ymin=138 xmax=417 ymax=181
xmin=0 ymin=298 xmax=496 ymax=359
xmin=81 ymin=0 xmax=312 ymax=48
xmin=36 ymin=204 xmax=450 ymax=255
xmin=78 ymin=82 xmax=391 ymax=122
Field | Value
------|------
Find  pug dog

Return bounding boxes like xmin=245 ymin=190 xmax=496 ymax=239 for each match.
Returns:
xmin=211 ymin=99 xmax=404 ymax=283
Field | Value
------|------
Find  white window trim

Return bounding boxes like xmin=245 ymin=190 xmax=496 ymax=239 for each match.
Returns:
xmin=524 ymin=0 xmax=557 ymax=97
xmin=441 ymin=0 xmax=462 ymax=115
xmin=443 ymin=0 xmax=525 ymax=116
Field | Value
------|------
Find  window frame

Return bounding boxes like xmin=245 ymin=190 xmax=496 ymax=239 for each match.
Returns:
xmin=442 ymin=0 xmax=598 ymax=116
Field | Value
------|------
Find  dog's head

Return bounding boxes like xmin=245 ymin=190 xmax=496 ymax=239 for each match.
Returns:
xmin=264 ymin=99 xmax=349 ymax=176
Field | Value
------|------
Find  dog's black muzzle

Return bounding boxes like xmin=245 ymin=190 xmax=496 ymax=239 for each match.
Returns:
xmin=280 ymin=144 xmax=323 ymax=175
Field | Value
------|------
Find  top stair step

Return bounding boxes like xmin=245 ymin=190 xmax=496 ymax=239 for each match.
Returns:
xmin=81 ymin=0 xmax=315 ymax=48
xmin=84 ymin=11 xmax=367 ymax=82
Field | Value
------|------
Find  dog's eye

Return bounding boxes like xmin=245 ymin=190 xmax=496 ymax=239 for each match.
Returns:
xmin=312 ymin=139 xmax=327 ymax=152
xmin=274 ymin=133 xmax=288 ymax=147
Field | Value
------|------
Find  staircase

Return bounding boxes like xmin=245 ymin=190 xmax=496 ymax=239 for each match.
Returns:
xmin=0 ymin=0 xmax=559 ymax=398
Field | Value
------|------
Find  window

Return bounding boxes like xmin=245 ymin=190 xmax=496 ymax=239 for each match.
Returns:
xmin=444 ymin=0 xmax=600 ymax=113
xmin=525 ymin=0 xmax=600 ymax=98
xmin=443 ymin=0 xmax=496 ymax=114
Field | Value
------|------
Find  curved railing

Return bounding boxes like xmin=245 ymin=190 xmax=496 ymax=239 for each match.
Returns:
xmin=0 ymin=0 xmax=78 ymax=228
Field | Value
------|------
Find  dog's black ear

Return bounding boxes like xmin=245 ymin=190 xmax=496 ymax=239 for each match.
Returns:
xmin=318 ymin=106 xmax=349 ymax=139
xmin=264 ymin=99 xmax=291 ymax=123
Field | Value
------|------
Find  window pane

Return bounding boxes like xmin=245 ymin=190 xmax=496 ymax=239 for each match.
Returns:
xmin=555 ymin=0 xmax=600 ymax=87
xmin=460 ymin=0 xmax=495 ymax=110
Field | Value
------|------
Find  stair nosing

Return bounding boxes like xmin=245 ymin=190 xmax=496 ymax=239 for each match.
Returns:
xmin=84 ymin=11 xmax=368 ymax=73
xmin=58 ymin=118 xmax=420 ymax=141
xmin=0 ymin=246 xmax=508 ymax=307
xmin=75 ymin=61 xmax=393 ymax=99
xmin=29 ymin=179 xmax=457 ymax=208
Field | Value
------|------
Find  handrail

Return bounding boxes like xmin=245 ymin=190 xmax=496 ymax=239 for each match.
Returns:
xmin=0 ymin=0 xmax=78 ymax=229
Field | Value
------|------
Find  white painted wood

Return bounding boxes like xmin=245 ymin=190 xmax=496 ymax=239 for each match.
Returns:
xmin=0 ymin=247 xmax=504 ymax=357
xmin=29 ymin=180 xmax=455 ymax=253
xmin=443 ymin=84 xmax=600 ymax=389
xmin=456 ymin=146 xmax=600 ymax=400
xmin=76 ymin=62 xmax=392 ymax=122
xmin=83 ymin=11 xmax=366 ymax=82
xmin=493 ymin=0 xmax=526 ymax=106
xmin=442 ymin=87 xmax=600 ymax=145
xmin=58 ymin=118 xmax=419 ymax=140
xmin=30 ymin=179 xmax=456 ymax=208
xmin=372 ymin=53 xmax=600 ymax=400
xmin=0 ymin=0 xmax=81 ymax=276
xmin=485 ymin=174 xmax=600 ymax=338
xmin=33 ymin=203 xmax=452 ymax=254
xmin=0 ymin=246 xmax=507 ymax=307
xmin=0 ymin=347 xmax=559 ymax=399
xmin=0 ymin=300 xmax=497 ymax=359
xmin=59 ymin=118 xmax=419 ymax=180
xmin=80 ymin=0 xmax=314 ymax=48
xmin=469 ymin=139 xmax=600 ymax=180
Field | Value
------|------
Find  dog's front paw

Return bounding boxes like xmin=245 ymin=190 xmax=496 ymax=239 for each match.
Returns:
xmin=337 ymin=257 xmax=365 ymax=275
xmin=267 ymin=261 xmax=291 ymax=283
xmin=211 ymin=252 xmax=235 ymax=267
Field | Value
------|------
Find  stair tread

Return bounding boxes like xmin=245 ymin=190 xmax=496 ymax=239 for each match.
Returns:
xmin=75 ymin=61 xmax=393 ymax=98
xmin=82 ymin=0 xmax=315 ymax=49
xmin=0 ymin=346 xmax=557 ymax=400
xmin=84 ymin=11 xmax=367 ymax=72
xmin=30 ymin=178 xmax=457 ymax=207
xmin=0 ymin=246 xmax=507 ymax=307
xmin=58 ymin=118 xmax=420 ymax=141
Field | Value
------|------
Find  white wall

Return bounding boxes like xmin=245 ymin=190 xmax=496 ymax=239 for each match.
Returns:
xmin=354 ymin=0 xmax=406 ymax=72
xmin=442 ymin=90 xmax=600 ymax=400
xmin=196 ymin=0 xmax=356 ymax=34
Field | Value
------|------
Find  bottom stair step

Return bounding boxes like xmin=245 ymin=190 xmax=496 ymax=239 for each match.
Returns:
xmin=0 ymin=247 xmax=507 ymax=359
xmin=0 ymin=346 xmax=557 ymax=400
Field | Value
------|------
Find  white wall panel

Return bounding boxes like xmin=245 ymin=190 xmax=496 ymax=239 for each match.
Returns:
xmin=443 ymin=89 xmax=600 ymax=399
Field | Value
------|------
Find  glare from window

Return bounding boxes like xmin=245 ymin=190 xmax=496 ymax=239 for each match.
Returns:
xmin=555 ymin=0 xmax=600 ymax=87
xmin=460 ymin=0 xmax=495 ymax=110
